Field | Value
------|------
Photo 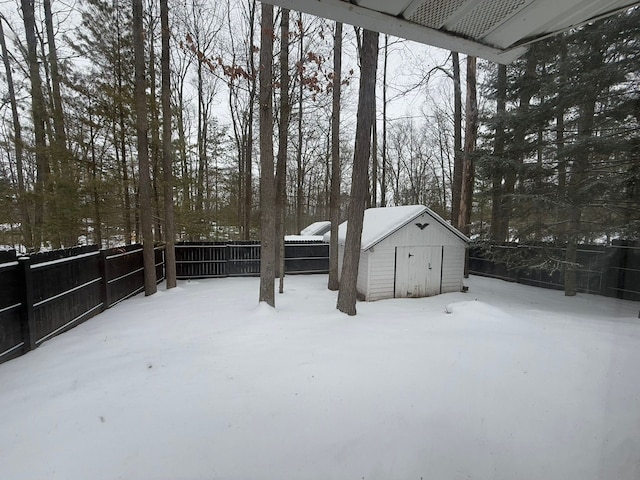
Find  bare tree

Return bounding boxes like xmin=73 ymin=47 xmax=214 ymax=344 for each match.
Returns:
xmin=336 ymin=29 xmax=378 ymax=316
xmin=450 ymin=51 xmax=463 ymax=226
xmin=0 ymin=15 xmax=32 ymax=250
xmin=21 ymin=0 xmax=50 ymax=249
xmin=380 ymin=33 xmax=388 ymax=208
xmin=275 ymin=8 xmax=290 ymax=293
xmin=133 ymin=0 xmax=157 ymax=295
xmin=457 ymin=55 xmax=477 ymax=236
xmin=258 ymin=3 xmax=276 ymax=306
xmin=224 ymin=0 xmax=257 ymax=240
xmin=327 ymin=21 xmax=342 ymax=291
xmin=161 ymin=0 xmax=176 ymax=288
xmin=43 ymin=0 xmax=78 ymax=247
xmin=295 ymin=11 xmax=305 ymax=232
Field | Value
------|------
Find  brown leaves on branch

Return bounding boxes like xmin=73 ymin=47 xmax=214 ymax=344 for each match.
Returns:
xmin=181 ymin=28 xmax=354 ymax=97
xmin=181 ymin=33 xmax=255 ymax=83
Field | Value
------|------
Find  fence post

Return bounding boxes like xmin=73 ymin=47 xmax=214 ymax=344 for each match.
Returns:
xmin=616 ymin=243 xmax=629 ymax=300
xmin=18 ymin=256 xmax=36 ymax=352
xmin=99 ymin=249 xmax=110 ymax=310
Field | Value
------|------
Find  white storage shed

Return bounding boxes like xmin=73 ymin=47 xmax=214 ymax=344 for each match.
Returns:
xmin=328 ymin=205 xmax=469 ymax=301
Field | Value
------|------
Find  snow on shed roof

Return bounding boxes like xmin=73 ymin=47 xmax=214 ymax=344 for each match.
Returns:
xmin=300 ymin=221 xmax=331 ymax=236
xmin=325 ymin=205 xmax=469 ymax=250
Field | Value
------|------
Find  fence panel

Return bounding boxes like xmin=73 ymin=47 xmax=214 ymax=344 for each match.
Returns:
xmin=227 ymin=242 xmax=261 ymax=276
xmin=284 ymin=242 xmax=329 ymax=273
xmin=104 ymin=245 xmax=145 ymax=307
xmin=469 ymin=242 xmax=640 ymax=301
xmin=28 ymin=245 xmax=103 ymax=347
xmin=0 ymin=250 xmax=23 ymax=363
xmin=103 ymin=245 xmax=165 ymax=307
xmin=468 ymin=245 xmax=518 ymax=282
xmin=607 ymin=241 xmax=640 ymax=301
xmin=175 ymin=241 xmax=329 ymax=278
xmin=176 ymin=243 xmax=227 ymax=278
xmin=155 ymin=246 xmax=165 ymax=283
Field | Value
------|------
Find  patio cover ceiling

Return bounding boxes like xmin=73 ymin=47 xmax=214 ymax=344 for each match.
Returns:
xmin=267 ymin=0 xmax=640 ymax=63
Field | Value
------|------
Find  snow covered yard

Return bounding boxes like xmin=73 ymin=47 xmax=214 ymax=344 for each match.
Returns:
xmin=1 ymin=274 xmax=639 ymax=480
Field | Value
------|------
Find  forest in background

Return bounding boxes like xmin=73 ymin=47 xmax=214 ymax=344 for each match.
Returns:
xmin=0 ymin=1 xmax=638 ymax=256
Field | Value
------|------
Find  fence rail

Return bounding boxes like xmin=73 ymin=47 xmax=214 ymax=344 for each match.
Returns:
xmin=175 ymin=241 xmax=328 ymax=278
xmin=0 ymin=244 xmax=165 ymax=366
xmin=468 ymin=241 xmax=640 ymax=301
xmin=1 ymin=240 xmax=327 ymax=366
xmin=4 ymin=239 xmax=634 ymax=367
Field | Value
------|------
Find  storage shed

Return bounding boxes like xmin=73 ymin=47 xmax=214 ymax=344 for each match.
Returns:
xmin=328 ymin=205 xmax=469 ymax=301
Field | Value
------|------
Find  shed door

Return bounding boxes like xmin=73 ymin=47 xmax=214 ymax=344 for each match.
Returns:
xmin=394 ymin=246 xmax=442 ymax=298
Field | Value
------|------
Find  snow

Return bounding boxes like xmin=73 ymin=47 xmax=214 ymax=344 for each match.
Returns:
xmin=326 ymin=204 xmax=467 ymax=249
xmin=300 ymin=221 xmax=331 ymax=236
xmin=1 ymin=274 xmax=639 ymax=480
xmin=283 ymin=235 xmax=325 ymax=242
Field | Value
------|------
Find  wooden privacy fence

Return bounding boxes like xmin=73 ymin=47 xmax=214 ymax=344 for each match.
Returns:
xmin=0 ymin=244 xmax=165 ymax=365
xmin=175 ymin=241 xmax=329 ymax=278
xmin=0 ymin=240 xmax=327 ymax=366
xmin=468 ymin=240 xmax=640 ymax=301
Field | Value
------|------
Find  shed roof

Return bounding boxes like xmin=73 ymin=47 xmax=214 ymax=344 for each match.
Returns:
xmin=300 ymin=221 xmax=332 ymax=236
xmin=268 ymin=0 xmax=639 ymax=64
xmin=328 ymin=205 xmax=469 ymax=250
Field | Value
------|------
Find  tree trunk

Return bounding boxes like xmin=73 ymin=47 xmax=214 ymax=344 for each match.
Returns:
xmin=44 ymin=0 xmax=78 ymax=247
xmin=502 ymin=48 xmax=537 ymax=239
xmin=458 ymin=55 xmax=477 ymax=236
xmin=491 ymin=63 xmax=507 ymax=242
xmin=450 ymin=52 xmax=463 ymax=226
xmin=88 ymin=106 xmax=102 ymax=246
xmin=133 ymin=0 xmax=157 ymax=296
xmin=328 ymin=21 xmax=343 ymax=291
xmin=275 ymin=8 xmax=290 ymax=292
xmin=370 ymin=111 xmax=378 ymax=208
xmin=380 ymin=34 xmax=388 ymax=208
xmin=148 ymin=11 xmax=162 ymax=242
xmin=296 ymin=12 xmax=304 ymax=233
xmin=115 ymin=14 xmax=132 ymax=245
xmin=161 ymin=0 xmax=176 ymax=289
xmin=21 ymin=0 xmax=50 ymax=250
xmin=556 ymin=41 xmax=567 ymax=244
xmin=244 ymin=0 xmax=257 ymax=240
xmin=336 ymin=29 xmax=378 ymax=316
xmin=0 ymin=17 xmax=32 ymax=250
xmin=196 ymin=59 xmax=206 ymax=226
xmin=565 ymin=99 xmax=596 ymax=296
xmin=258 ymin=3 xmax=276 ymax=307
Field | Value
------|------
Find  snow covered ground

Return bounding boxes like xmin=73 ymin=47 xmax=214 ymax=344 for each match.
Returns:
xmin=1 ymin=274 xmax=639 ymax=480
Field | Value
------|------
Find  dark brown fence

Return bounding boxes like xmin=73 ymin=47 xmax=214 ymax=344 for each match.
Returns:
xmin=175 ymin=241 xmax=329 ymax=279
xmin=468 ymin=240 xmax=640 ymax=301
xmin=0 ymin=250 xmax=22 ymax=363
xmin=0 ymin=244 xmax=165 ymax=365
xmin=1 ymin=241 xmax=327 ymax=366
xmin=102 ymin=245 xmax=165 ymax=307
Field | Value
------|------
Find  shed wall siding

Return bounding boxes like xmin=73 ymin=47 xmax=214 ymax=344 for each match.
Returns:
xmin=338 ymin=210 xmax=467 ymax=301
xmin=365 ymin=247 xmax=396 ymax=301
xmin=375 ymin=212 xmax=464 ymax=249
xmin=441 ymin=244 xmax=466 ymax=293
xmin=357 ymin=252 xmax=369 ymax=298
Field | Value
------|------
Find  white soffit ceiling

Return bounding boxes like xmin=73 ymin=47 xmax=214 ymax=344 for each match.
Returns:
xmin=267 ymin=0 xmax=640 ymax=63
